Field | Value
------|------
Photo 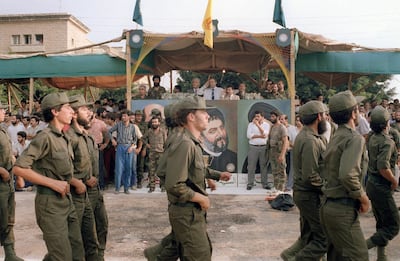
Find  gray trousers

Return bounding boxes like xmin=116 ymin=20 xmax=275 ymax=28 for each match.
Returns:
xmin=247 ymin=145 xmax=268 ymax=186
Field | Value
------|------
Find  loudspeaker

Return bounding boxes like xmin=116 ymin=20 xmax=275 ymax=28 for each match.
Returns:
xmin=212 ymin=19 xmax=219 ymax=37
xmin=129 ymin=30 xmax=144 ymax=49
xmin=276 ymin=28 xmax=291 ymax=47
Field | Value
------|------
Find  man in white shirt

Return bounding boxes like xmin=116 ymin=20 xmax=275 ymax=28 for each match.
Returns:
xmin=222 ymin=85 xmax=240 ymax=100
xmin=7 ymin=114 xmax=24 ymax=146
xmin=202 ymin=78 xmax=224 ymax=100
xmin=246 ymin=111 xmax=271 ymax=190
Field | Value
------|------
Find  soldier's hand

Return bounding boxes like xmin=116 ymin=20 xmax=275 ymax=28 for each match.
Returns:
xmin=220 ymin=172 xmax=232 ymax=182
xmin=85 ymin=176 xmax=98 ymax=188
xmin=199 ymin=196 xmax=211 ymax=211
xmin=391 ymin=179 xmax=399 ymax=191
xmin=52 ymin=180 xmax=70 ymax=197
xmin=0 ymin=170 xmax=10 ymax=182
xmin=15 ymin=176 xmax=25 ymax=189
xmin=74 ymin=180 xmax=87 ymax=194
xmin=207 ymin=179 xmax=216 ymax=191
xmin=359 ymin=193 xmax=370 ymax=214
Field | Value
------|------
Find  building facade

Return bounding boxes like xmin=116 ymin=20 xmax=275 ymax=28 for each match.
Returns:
xmin=0 ymin=13 xmax=92 ymax=54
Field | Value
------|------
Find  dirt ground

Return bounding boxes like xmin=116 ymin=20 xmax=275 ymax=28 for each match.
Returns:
xmin=2 ymin=187 xmax=400 ymax=261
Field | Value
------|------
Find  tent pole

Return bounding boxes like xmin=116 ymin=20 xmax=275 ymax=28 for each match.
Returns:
xmin=29 ymin=78 xmax=34 ymax=114
xmin=170 ymin=71 xmax=173 ymax=93
xmin=289 ymin=30 xmax=296 ymax=124
xmin=347 ymin=73 xmax=353 ymax=90
xmin=126 ymin=31 xmax=132 ymax=111
xmin=7 ymin=84 xmax=11 ymax=112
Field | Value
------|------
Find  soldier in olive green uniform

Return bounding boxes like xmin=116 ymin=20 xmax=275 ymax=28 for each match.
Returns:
xmin=0 ymin=101 xmax=24 ymax=261
xmin=365 ymin=106 xmax=399 ymax=261
xmin=13 ymin=93 xmax=85 ymax=261
xmin=320 ymin=90 xmax=370 ymax=261
xmin=164 ymin=97 xmax=231 ymax=261
xmin=281 ymin=101 xmax=328 ymax=261
xmin=66 ymin=95 xmax=99 ymax=261
xmin=86 ymin=115 xmax=109 ymax=261
xmin=147 ymin=75 xmax=167 ymax=99
xmin=134 ymin=110 xmax=148 ymax=188
xmin=143 ymin=116 xmax=168 ymax=192
xmin=268 ymin=110 xmax=289 ymax=191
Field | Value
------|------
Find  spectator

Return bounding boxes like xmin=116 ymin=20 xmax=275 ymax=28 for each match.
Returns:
xmin=187 ymin=77 xmax=203 ymax=96
xmin=237 ymin=83 xmax=248 ymax=100
xmin=222 ymin=85 xmax=240 ymax=100
xmin=173 ymin=85 xmax=182 ymax=93
xmin=202 ymin=77 xmax=224 ymax=100
xmin=133 ymin=84 xmax=148 ymax=99
xmin=147 ymin=75 xmax=167 ymax=99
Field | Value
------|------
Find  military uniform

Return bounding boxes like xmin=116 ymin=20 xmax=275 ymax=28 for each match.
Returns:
xmin=366 ymin=106 xmax=399 ymax=260
xmin=14 ymin=92 xmax=85 ymax=261
xmin=66 ymin=122 xmax=99 ymax=261
xmin=86 ymin=133 xmax=109 ymax=261
xmin=165 ymin=97 xmax=222 ymax=261
xmin=320 ymin=90 xmax=369 ymax=261
xmin=134 ymin=110 xmax=148 ymax=188
xmin=282 ymin=101 xmax=328 ymax=261
xmin=268 ymin=121 xmax=288 ymax=191
xmin=143 ymin=126 xmax=167 ymax=191
xmin=0 ymin=114 xmax=23 ymax=261
xmin=147 ymin=86 xmax=167 ymax=99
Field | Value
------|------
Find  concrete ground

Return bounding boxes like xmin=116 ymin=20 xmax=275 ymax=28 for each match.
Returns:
xmin=2 ymin=185 xmax=400 ymax=261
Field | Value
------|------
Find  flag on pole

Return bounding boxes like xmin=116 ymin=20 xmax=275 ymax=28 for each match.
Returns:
xmin=273 ymin=0 xmax=286 ymax=27
xmin=202 ymin=0 xmax=213 ymax=49
xmin=132 ymin=0 xmax=143 ymax=26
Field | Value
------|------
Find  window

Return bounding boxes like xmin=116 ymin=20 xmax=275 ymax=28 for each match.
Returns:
xmin=12 ymin=35 xmax=20 ymax=45
xmin=23 ymin=34 xmax=32 ymax=45
xmin=35 ymin=34 xmax=43 ymax=45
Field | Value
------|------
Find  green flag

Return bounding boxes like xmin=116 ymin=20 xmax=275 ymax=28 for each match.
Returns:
xmin=132 ymin=0 xmax=143 ymax=26
xmin=273 ymin=0 xmax=286 ymax=27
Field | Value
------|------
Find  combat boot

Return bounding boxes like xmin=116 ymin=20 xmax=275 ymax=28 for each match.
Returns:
xmin=4 ymin=244 xmax=24 ymax=261
xmin=280 ymin=239 xmax=302 ymax=261
xmin=144 ymin=243 xmax=163 ymax=261
xmin=377 ymin=246 xmax=388 ymax=261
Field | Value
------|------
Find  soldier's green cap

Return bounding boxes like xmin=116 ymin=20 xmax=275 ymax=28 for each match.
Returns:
xmin=69 ymin=94 xmax=93 ymax=109
xmin=151 ymin=108 xmax=161 ymax=115
xmin=299 ymin=101 xmax=326 ymax=116
xmin=370 ymin=105 xmax=390 ymax=125
xmin=329 ymin=90 xmax=365 ymax=113
xmin=134 ymin=109 xmax=143 ymax=115
xmin=0 ymin=101 xmax=8 ymax=109
xmin=164 ymin=103 xmax=176 ymax=119
xmin=41 ymin=92 xmax=71 ymax=110
xmin=178 ymin=96 xmax=215 ymax=110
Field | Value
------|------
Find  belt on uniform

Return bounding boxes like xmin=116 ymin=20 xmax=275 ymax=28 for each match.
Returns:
xmin=326 ymin=197 xmax=359 ymax=208
xmin=250 ymin=144 xmax=266 ymax=147
xmin=37 ymin=186 xmax=59 ymax=196
xmin=172 ymin=201 xmax=200 ymax=209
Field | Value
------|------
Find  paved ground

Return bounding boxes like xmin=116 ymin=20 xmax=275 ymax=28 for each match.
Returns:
xmin=2 ymin=185 xmax=400 ymax=261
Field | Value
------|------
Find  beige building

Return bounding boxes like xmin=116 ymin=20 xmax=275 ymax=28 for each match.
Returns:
xmin=0 ymin=13 xmax=92 ymax=54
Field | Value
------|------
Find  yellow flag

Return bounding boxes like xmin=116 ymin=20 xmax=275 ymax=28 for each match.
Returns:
xmin=202 ymin=0 xmax=213 ymax=49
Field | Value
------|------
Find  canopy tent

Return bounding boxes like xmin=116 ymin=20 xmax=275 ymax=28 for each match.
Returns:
xmin=1 ymin=29 xmax=400 ymax=112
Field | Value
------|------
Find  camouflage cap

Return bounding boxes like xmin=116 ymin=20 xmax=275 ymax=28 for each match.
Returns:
xmin=370 ymin=105 xmax=390 ymax=125
xmin=69 ymin=94 xmax=93 ymax=109
xmin=41 ymin=92 xmax=71 ymax=111
xmin=151 ymin=108 xmax=162 ymax=115
xmin=178 ymin=96 xmax=215 ymax=110
xmin=299 ymin=100 xmax=326 ymax=116
xmin=134 ymin=109 xmax=143 ymax=115
xmin=328 ymin=90 xmax=365 ymax=113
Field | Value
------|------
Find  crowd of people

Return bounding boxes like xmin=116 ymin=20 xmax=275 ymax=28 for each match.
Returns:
xmin=1 ymin=73 xmax=400 ymax=260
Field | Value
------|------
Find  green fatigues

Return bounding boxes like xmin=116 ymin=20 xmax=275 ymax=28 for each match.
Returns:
xmin=147 ymin=86 xmax=167 ymax=99
xmin=291 ymin=126 xmax=328 ymax=260
xmin=143 ymin=127 xmax=167 ymax=190
xmin=0 ymin=127 xmax=16 ymax=247
xmin=15 ymin=125 xmax=85 ymax=261
xmin=165 ymin=129 xmax=221 ymax=261
xmin=66 ymin=126 xmax=99 ymax=260
xmin=86 ymin=134 xmax=108 ymax=259
xmin=268 ymin=124 xmax=288 ymax=191
xmin=320 ymin=124 xmax=369 ymax=261
xmin=137 ymin=121 xmax=148 ymax=186
xmin=366 ymin=132 xmax=400 ymax=247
